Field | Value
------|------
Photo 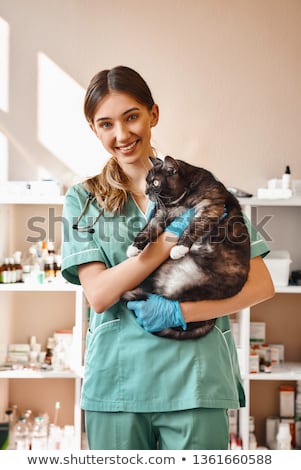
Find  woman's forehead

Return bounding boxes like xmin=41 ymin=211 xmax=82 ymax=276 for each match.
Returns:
xmin=94 ymin=91 xmax=143 ymax=119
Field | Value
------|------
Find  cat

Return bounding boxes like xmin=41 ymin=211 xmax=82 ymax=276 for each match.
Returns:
xmin=122 ymin=155 xmax=250 ymax=340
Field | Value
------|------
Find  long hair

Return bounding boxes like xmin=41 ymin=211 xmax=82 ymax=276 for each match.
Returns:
xmin=83 ymin=66 xmax=156 ymax=213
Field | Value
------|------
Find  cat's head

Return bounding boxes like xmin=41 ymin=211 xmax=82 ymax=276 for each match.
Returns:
xmin=146 ymin=156 xmax=189 ymax=205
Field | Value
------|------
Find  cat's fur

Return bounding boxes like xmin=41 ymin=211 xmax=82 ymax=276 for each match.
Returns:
xmin=122 ymin=155 xmax=250 ymax=340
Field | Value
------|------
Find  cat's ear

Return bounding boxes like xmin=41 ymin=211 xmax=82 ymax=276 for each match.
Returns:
xmin=164 ymin=155 xmax=179 ymax=171
xmin=149 ymin=156 xmax=161 ymax=167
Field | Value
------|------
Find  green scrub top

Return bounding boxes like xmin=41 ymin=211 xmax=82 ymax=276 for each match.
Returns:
xmin=61 ymin=183 xmax=269 ymax=413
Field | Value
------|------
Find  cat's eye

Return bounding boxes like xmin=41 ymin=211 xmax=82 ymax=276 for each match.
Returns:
xmin=153 ymin=179 xmax=159 ymax=187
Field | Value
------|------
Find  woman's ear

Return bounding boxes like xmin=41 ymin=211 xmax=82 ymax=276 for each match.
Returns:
xmin=150 ymin=104 xmax=159 ymax=127
xmin=88 ymin=120 xmax=97 ymax=135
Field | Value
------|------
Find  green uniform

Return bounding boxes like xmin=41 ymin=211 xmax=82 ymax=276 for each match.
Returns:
xmin=62 ymin=183 xmax=269 ymax=449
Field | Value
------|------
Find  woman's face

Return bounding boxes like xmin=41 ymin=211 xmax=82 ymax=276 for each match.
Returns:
xmin=91 ymin=91 xmax=159 ymax=167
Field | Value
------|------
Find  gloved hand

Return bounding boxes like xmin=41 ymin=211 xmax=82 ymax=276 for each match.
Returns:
xmin=127 ymin=293 xmax=187 ymax=332
xmin=165 ymin=207 xmax=196 ymax=237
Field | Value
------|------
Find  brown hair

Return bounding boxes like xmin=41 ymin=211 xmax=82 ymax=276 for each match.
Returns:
xmin=84 ymin=66 xmax=156 ymax=213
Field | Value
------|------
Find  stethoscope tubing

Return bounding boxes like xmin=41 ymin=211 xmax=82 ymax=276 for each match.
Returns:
xmin=72 ymin=192 xmax=104 ymax=234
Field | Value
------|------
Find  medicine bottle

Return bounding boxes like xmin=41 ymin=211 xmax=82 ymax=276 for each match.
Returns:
xmin=14 ymin=416 xmax=30 ymax=450
xmin=31 ymin=416 xmax=48 ymax=450
xmin=276 ymin=422 xmax=291 ymax=449
xmin=249 ymin=416 xmax=257 ymax=449
xmin=282 ymin=165 xmax=291 ymax=189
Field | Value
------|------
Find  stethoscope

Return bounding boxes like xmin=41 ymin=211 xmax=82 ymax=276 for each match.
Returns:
xmin=72 ymin=192 xmax=104 ymax=234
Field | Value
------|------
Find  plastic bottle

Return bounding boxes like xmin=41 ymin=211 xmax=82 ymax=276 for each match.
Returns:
xmin=22 ymin=246 xmax=41 ymax=283
xmin=1 ymin=258 xmax=10 ymax=283
xmin=282 ymin=165 xmax=291 ymax=189
xmin=31 ymin=416 xmax=48 ymax=450
xmin=249 ymin=416 xmax=257 ymax=449
xmin=295 ymin=381 xmax=301 ymax=449
xmin=276 ymin=422 xmax=291 ymax=449
xmin=13 ymin=251 xmax=23 ymax=282
xmin=14 ymin=416 xmax=30 ymax=450
xmin=0 ymin=259 xmax=5 ymax=283
xmin=8 ymin=257 xmax=17 ymax=283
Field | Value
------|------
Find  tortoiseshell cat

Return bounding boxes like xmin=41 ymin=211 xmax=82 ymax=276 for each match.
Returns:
xmin=123 ymin=156 xmax=250 ymax=340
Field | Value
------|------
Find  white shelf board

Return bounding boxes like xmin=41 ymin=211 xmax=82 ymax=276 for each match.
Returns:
xmin=0 ymin=282 xmax=81 ymax=292
xmin=0 ymin=369 xmax=79 ymax=379
xmin=249 ymin=362 xmax=301 ymax=381
xmin=275 ymin=285 xmax=301 ymax=294
xmin=0 ymin=195 xmax=65 ymax=205
xmin=238 ymin=196 xmax=301 ymax=207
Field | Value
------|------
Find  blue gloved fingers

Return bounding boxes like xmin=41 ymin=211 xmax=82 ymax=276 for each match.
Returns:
xmin=126 ymin=300 xmax=143 ymax=312
xmin=165 ymin=207 xmax=196 ymax=237
xmin=127 ymin=294 xmax=187 ymax=333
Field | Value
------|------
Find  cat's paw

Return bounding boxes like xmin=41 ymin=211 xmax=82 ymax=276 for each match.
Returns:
xmin=126 ymin=244 xmax=141 ymax=257
xmin=170 ymin=245 xmax=189 ymax=260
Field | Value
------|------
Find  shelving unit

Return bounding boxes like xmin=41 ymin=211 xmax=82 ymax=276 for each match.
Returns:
xmin=238 ymin=196 xmax=301 ymax=449
xmin=2 ymin=194 xmax=300 ymax=450
xmin=0 ymin=196 xmax=85 ymax=449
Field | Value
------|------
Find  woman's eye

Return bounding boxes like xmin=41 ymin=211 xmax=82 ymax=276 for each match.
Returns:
xmin=100 ymin=121 xmax=112 ymax=129
xmin=128 ymin=114 xmax=138 ymax=121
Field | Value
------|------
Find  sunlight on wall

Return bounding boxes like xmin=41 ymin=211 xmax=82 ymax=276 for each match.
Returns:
xmin=0 ymin=131 xmax=8 ymax=181
xmin=0 ymin=17 xmax=9 ymax=112
xmin=37 ymin=52 xmax=110 ymax=179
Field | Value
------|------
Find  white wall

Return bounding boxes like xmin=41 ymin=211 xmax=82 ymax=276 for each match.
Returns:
xmin=0 ymin=0 xmax=300 ymax=192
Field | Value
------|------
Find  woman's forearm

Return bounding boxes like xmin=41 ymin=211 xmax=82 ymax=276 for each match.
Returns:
xmin=180 ymin=256 xmax=275 ymax=323
xmin=78 ymin=232 xmax=178 ymax=312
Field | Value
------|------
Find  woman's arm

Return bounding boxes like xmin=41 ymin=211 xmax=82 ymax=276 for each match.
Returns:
xmin=78 ymin=232 xmax=178 ymax=312
xmin=181 ymin=255 xmax=275 ymax=322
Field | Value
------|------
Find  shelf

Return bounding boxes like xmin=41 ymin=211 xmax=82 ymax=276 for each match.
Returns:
xmin=0 ymin=282 xmax=81 ymax=292
xmin=249 ymin=363 xmax=301 ymax=381
xmin=275 ymin=286 xmax=301 ymax=294
xmin=0 ymin=369 xmax=79 ymax=379
xmin=0 ymin=195 xmax=65 ymax=205
xmin=238 ymin=196 xmax=301 ymax=207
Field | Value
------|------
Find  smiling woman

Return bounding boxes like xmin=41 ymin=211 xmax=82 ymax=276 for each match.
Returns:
xmin=61 ymin=65 xmax=274 ymax=451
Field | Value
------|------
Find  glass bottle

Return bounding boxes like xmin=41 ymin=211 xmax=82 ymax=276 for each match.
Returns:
xmin=44 ymin=255 xmax=55 ymax=282
xmin=31 ymin=416 xmax=48 ymax=450
xmin=2 ymin=258 xmax=10 ymax=283
xmin=249 ymin=416 xmax=257 ymax=449
xmin=0 ymin=259 xmax=5 ymax=283
xmin=14 ymin=416 xmax=30 ymax=450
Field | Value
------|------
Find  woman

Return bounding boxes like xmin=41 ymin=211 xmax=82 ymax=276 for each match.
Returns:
xmin=61 ymin=65 xmax=274 ymax=450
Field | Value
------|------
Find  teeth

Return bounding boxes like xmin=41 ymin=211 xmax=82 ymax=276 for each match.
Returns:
xmin=120 ymin=141 xmax=137 ymax=151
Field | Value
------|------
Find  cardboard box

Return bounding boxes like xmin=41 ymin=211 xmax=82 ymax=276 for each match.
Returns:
xmin=264 ymin=250 xmax=292 ymax=287
xmin=250 ymin=322 xmax=266 ymax=345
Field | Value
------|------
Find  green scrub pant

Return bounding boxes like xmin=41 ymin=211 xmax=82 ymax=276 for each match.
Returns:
xmin=85 ymin=408 xmax=229 ymax=450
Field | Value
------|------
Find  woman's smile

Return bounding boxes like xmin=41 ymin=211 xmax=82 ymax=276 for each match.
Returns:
xmin=116 ymin=139 xmax=139 ymax=154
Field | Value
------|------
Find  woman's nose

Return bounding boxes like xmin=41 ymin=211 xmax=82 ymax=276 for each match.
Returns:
xmin=115 ymin=122 xmax=130 ymax=141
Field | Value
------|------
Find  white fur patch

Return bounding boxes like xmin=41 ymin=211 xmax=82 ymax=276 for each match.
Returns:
xmin=127 ymin=245 xmax=141 ymax=257
xmin=155 ymin=257 xmax=205 ymax=298
xmin=170 ymin=245 xmax=189 ymax=260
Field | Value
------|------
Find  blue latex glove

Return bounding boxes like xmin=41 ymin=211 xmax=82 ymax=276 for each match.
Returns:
xmin=127 ymin=293 xmax=187 ymax=332
xmin=165 ymin=207 xmax=196 ymax=237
